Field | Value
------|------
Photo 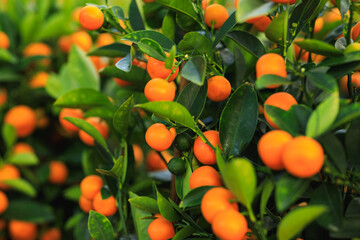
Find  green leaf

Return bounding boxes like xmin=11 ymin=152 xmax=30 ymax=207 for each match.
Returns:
xmin=175 ymin=163 xmax=192 ymax=200
xmin=165 ymin=45 xmax=176 ymax=69
xmin=345 ymin=117 xmax=360 ymax=170
xmin=221 ymin=158 xmax=257 ymax=209
xmin=3 ymin=200 xmax=54 ymax=223
xmin=122 ymin=30 xmax=176 ymax=52
xmin=115 ymin=45 xmax=136 ymax=72
xmin=65 ymin=213 xmax=85 ymax=231
xmin=227 ymin=30 xmax=266 ymax=58
xmin=220 ymin=84 xmax=258 ymax=158
xmin=46 ymin=45 xmax=99 ymax=99
xmin=157 ymin=0 xmax=199 ymax=24
xmin=136 ymin=101 xmax=196 ymax=130
xmin=310 ymin=184 xmax=343 ymax=231
xmin=260 ymin=178 xmax=274 ymax=219
xmin=180 ymin=186 xmax=214 ymax=208
xmin=129 ymin=0 xmax=145 ymax=30
xmin=35 ymin=13 xmax=71 ymax=41
xmin=0 ymin=48 xmax=16 ymax=63
xmin=265 ymin=11 xmax=286 ymax=44
xmin=213 ymin=12 xmax=237 ymax=47
xmin=101 ymin=66 xmax=150 ymax=85
xmin=295 ymin=39 xmax=343 ymax=57
xmin=2 ymin=124 xmax=16 ymax=149
xmin=84 ymin=107 xmax=115 ymax=119
xmin=264 ymin=105 xmax=299 ymax=136
xmin=129 ymin=192 xmax=152 ymax=240
xmin=3 ymin=179 xmax=36 ymax=197
xmin=8 ymin=153 xmax=39 ymax=166
xmin=319 ymin=51 xmax=360 ymax=67
xmin=88 ymin=211 xmax=114 ymax=240
xmin=306 ymin=92 xmax=339 ymax=138
xmin=178 ymin=32 xmax=213 ymax=56
xmin=332 ymin=102 xmax=360 ymax=129
xmin=318 ymin=133 xmax=347 ymax=173
xmin=63 ymin=186 xmax=81 ymax=202
xmin=88 ymin=43 xmax=130 ymax=57
xmin=63 ymin=117 xmax=109 ymax=152
xmin=291 ymin=104 xmax=312 ymax=134
xmin=305 ymin=72 xmax=338 ymax=93
xmin=96 ymin=156 xmax=124 ymax=181
xmin=129 ymin=196 xmax=159 ymax=214
xmin=162 ymin=11 xmax=176 ymax=41
xmin=138 ymin=38 xmax=166 ymax=61
xmin=236 ymin=0 xmax=275 ymax=23
xmin=172 ymin=226 xmax=196 ymax=240
xmin=180 ymin=56 xmax=207 ymax=86
xmin=275 ymin=174 xmax=310 ymax=212
xmin=176 ymin=82 xmax=207 ymax=120
xmin=255 ymin=74 xmax=293 ymax=90
xmin=113 ymin=96 xmax=134 ymax=138
xmin=157 ymin=190 xmax=180 ymax=222
xmin=277 ymin=205 xmax=327 ymax=240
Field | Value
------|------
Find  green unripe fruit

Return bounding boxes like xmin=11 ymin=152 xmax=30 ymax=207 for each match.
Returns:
xmin=174 ymin=133 xmax=193 ymax=152
xmin=167 ymin=157 xmax=186 ymax=175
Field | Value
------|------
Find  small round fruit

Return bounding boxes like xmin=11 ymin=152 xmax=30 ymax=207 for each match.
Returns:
xmin=167 ymin=157 xmax=186 ymax=175
xmin=48 ymin=161 xmax=68 ymax=185
xmin=78 ymin=117 xmax=109 ymax=146
xmin=13 ymin=142 xmax=34 ymax=154
xmin=193 ymin=130 xmax=221 ymax=165
xmin=146 ymin=150 xmax=172 ymax=171
xmin=0 ymin=31 xmax=10 ymax=49
xmin=148 ymin=216 xmax=175 ymax=240
xmin=79 ymin=195 xmax=93 ymax=213
xmin=204 ymin=4 xmax=229 ymax=29
xmin=207 ymin=76 xmax=232 ymax=102
xmin=80 ymin=175 xmax=103 ymax=200
xmin=9 ymin=220 xmax=37 ymax=240
xmin=174 ymin=133 xmax=193 ymax=152
xmin=145 ymin=123 xmax=174 ymax=151
xmin=189 ymin=166 xmax=222 ymax=190
xmin=59 ymin=108 xmax=84 ymax=133
xmin=144 ymin=78 xmax=176 ymax=102
xmin=4 ymin=105 xmax=37 ymax=138
xmin=0 ymin=191 xmax=8 ymax=214
xmin=147 ymin=55 xmax=179 ymax=82
xmin=93 ymin=192 xmax=117 ymax=216
xmin=256 ymin=53 xmax=287 ymax=88
xmin=79 ymin=5 xmax=104 ymax=30
xmin=212 ymin=209 xmax=248 ymax=240
xmin=40 ymin=228 xmax=61 ymax=240
xmin=0 ymin=164 xmax=21 ymax=190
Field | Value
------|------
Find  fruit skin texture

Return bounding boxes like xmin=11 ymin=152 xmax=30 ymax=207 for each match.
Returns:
xmin=282 ymin=136 xmax=324 ymax=178
xmin=0 ymin=191 xmax=8 ymax=214
xmin=79 ymin=117 xmax=109 ymax=146
xmin=4 ymin=105 xmax=37 ymax=138
xmin=40 ymin=228 xmax=61 ymax=240
xmin=201 ymin=187 xmax=238 ymax=224
xmin=0 ymin=31 xmax=10 ymax=49
xmin=93 ymin=192 xmax=117 ymax=216
xmin=79 ymin=195 xmax=93 ymax=213
xmin=48 ymin=161 xmax=68 ymax=185
xmin=9 ymin=220 xmax=38 ymax=240
xmin=212 ymin=209 xmax=248 ymax=240
xmin=147 ymin=56 xmax=179 ymax=82
xmin=144 ymin=78 xmax=176 ymax=102
xmin=194 ymin=130 xmax=221 ymax=165
xmin=189 ymin=166 xmax=222 ymax=190
xmin=205 ymin=4 xmax=229 ymax=29
xmin=148 ymin=216 xmax=175 ymax=240
xmin=80 ymin=175 xmax=103 ymax=200
xmin=145 ymin=123 xmax=174 ymax=151
xmin=264 ymin=92 xmax=298 ymax=129
xmin=59 ymin=108 xmax=84 ymax=133
xmin=257 ymin=130 xmax=293 ymax=170
xmin=0 ymin=164 xmax=20 ymax=190
xmin=207 ymin=76 xmax=232 ymax=102
xmin=79 ymin=5 xmax=104 ymax=30
xmin=256 ymin=53 xmax=287 ymax=88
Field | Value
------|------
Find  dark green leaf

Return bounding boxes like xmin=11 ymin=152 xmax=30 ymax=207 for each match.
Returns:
xmin=96 ymin=156 xmax=123 ymax=181
xmin=173 ymin=226 xmax=196 ymax=240
xmin=129 ymin=192 xmax=152 ymax=240
xmin=113 ymin=96 xmax=134 ymax=137
xmin=84 ymin=107 xmax=115 ymax=119
xmin=213 ymin=12 xmax=237 ymax=47
xmin=88 ymin=43 xmax=130 ymax=57
xmin=305 ymin=72 xmax=338 ymax=93
xmin=236 ymin=0 xmax=274 ymax=23
xmin=345 ymin=117 xmax=360 ymax=170
xmin=178 ymin=32 xmax=213 ymax=56
xmin=129 ymin=196 xmax=159 ymax=214
xmin=318 ymin=133 xmax=347 ymax=173
xmin=129 ymin=0 xmax=145 ymax=30
xmin=176 ymin=82 xmax=207 ymax=120
xmin=180 ymin=56 xmax=207 ymax=85
xmin=291 ymin=104 xmax=312 ymax=134
xmin=3 ymin=200 xmax=54 ymax=223
xmin=295 ymin=39 xmax=343 ymax=57
xmin=101 ymin=66 xmax=150 ymax=85
xmin=138 ymin=38 xmax=166 ymax=61
xmin=157 ymin=0 xmax=199 ymax=24
xmin=115 ymin=45 xmax=136 ymax=72
xmin=122 ymin=30 xmax=176 ymax=52
xmin=180 ymin=186 xmax=213 ymax=208
xmin=264 ymin=105 xmax=299 ymax=136
xmin=3 ymin=179 xmax=36 ymax=197
xmin=175 ymin=163 xmax=192 ymax=200
xmin=332 ymin=102 xmax=360 ymax=129
xmin=319 ymin=51 xmax=360 ymax=67
xmin=88 ymin=211 xmax=114 ymax=240
xmin=255 ymin=74 xmax=293 ymax=90
xmin=227 ymin=30 xmax=266 ymax=58
xmin=157 ymin=190 xmax=180 ymax=222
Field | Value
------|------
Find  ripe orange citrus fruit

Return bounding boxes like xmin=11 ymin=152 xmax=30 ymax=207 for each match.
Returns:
xmin=204 ymin=4 xmax=229 ymax=29
xmin=340 ymin=72 xmax=360 ymax=94
xmin=133 ymin=144 xmax=144 ymax=167
xmin=96 ymin=33 xmax=114 ymax=47
xmin=193 ymin=130 xmax=222 ymax=165
xmin=40 ymin=228 xmax=61 ymax=240
xmin=70 ymin=31 xmax=93 ymax=52
xmin=4 ymin=105 xmax=36 ymax=138
xmin=207 ymin=76 xmax=232 ymax=102
xmin=0 ymin=88 xmax=7 ymax=106
xmin=189 ymin=166 xmax=222 ymax=190
xmin=147 ymin=55 xmax=179 ymax=82
xmin=0 ymin=164 xmax=20 ymax=190
xmin=59 ymin=108 xmax=84 ymax=133
xmin=48 ymin=161 xmax=68 ymax=185
xmin=0 ymin=31 xmax=10 ymax=49
xmin=256 ymin=53 xmax=287 ymax=88
xmin=79 ymin=195 xmax=93 ymax=213
xmin=212 ymin=209 xmax=248 ymax=240
xmin=93 ymin=192 xmax=117 ymax=216
xmin=58 ymin=35 xmax=72 ymax=53
xmin=144 ymin=78 xmax=176 ymax=102
xmin=78 ymin=117 xmax=109 ymax=146
xmin=146 ymin=150 xmax=172 ymax=171
xmin=282 ymin=136 xmax=324 ymax=178
xmin=80 ymin=175 xmax=103 ymax=200
xmin=9 ymin=220 xmax=37 ymax=240
xmin=13 ymin=142 xmax=34 ymax=154
xmin=257 ymin=130 xmax=293 ymax=170
xmin=79 ymin=5 xmax=104 ymax=30
xmin=0 ymin=191 xmax=8 ymax=214
xmin=314 ymin=17 xmax=324 ymax=34
xmin=148 ymin=215 xmax=175 ymax=240
xmin=246 ymin=15 xmax=272 ymax=32
xmin=29 ymin=72 xmax=49 ymax=89
xmin=114 ymin=78 xmax=132 ymax=87
xmin=23 ymin=42 xmax=51 ymax=57
xmin=145 ymin=123 xmax=174 ymax=151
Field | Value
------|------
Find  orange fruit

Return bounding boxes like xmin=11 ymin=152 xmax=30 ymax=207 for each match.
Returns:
xmin=256 ymin=53 xmax=287 ymax=88
xmin=257 ymin=130 xmax=293 ymax=170
xmin=264 ymin=92 xmax=298 ymax=129
xmin=207 ymin=76 xmax=232 ymax=102
xmin=169 ymin=127 xmax=177 ymax=140
xmin=0 ymin=191 xmax=8 ymax=214
xmin=202 ymin=0 xmax=212 ymax=10
xmin=282 ymin=136 xmax=324 ymax=178
xmin=72 ymin=7 xmax=82 ymax=22
xmin=212 ymin=209 xmax=248 ymax=240
xmin=79 ymin=195 xmax=93 ymax=213
xmin=29 ymin=72 xmax=49 ymax=89
xmin=48 ymin=161 xmax=68 ymax=185
xmin=147 ymin=54 xmax=179 ymax=82
xmin=78 ymin=117 xmax=109 ymax=146
xmin=201 ymin=187 xmax=238 ymax=224
xmin=40 ymin=228 xmax=61 ymax=240
xmin=340 ymin=72 xmax=360 ymax=94
xmin=70 ymin=31 xmax=93 ymax=52
xmin=4 ymin=105 xmax=36 ymax=138
xmin=79 ymin=5 xmax=104 ymax=30
xmin=352 ymin=21 xmax=360 ymax=42
xmin=235 ymin=0 xmax=239 ymax=8
xmin=89 ymin=56 xmax=109 ymax=71
xmin=9 ymin=220 xmax=37 ymax=240
xmin=146 ymin=150 xmax=172 ymax=171
xmin=96 ymin=33 xmax=114 ymax=47
xmin=13 ymin=142 xmax=34 ymax=154
xmin=0 ymin=219 xmax=6 ymax=230
xmin=0 ymin=88 xmax=7 ymax=106
xmin=23 ymin=42 xmax=51 ymax=57
xmin=204 ymin=4 xmax=229 ymax=29
xmin=314 ymin=17 xmax=324 ymax=34
xmin=145 ymin=123 xmax=174 ymax=151
xmin=58 ymin=35 xmax=72 ymax=53
xmin=144 ymin=78 xmax=176 ymax=102
xmin=148 ymin=216 xmax=175 ymax=240
xmin=323 ymin=8 xmax=341 ymax=23
xmin=193 ymin=130 xmax=221 ymax=165
xmin=80 ymin=175 xmax=103 ymax=200
xmin=189 ymin=166 xmax=222 ymax=190
xmin=246 ymin=15 xmax=272 ymax=32
xmin=0 ymin=31 xmax=10 ymax=49
xmin=133 ymin=144 xmax=144 ymax=167
xmin=0 ymin=164 xmax=20 ymax=190
xmin=59 ymin=108 xmax=84 ymax=133
xmin=93 ymin=192 xmax=117 ymax=216
xmin=114 ymin=78 xmax=132 ymax=87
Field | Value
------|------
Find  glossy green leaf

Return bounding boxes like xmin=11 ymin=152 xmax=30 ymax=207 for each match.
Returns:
xmin=178 ymin=32 xmax=213 ymax=56
xmin=264 ymin=105 xmax=299 ymax=136
xmin=306 ymin=92 xmax=339 ymax=138
xmin=3 ymin=200 xmax=54 ymax=223
xmin=129 ymin=192 xmax=152 ymax=240
xmin=101 ymin=65 xmax=150 ymax=85
xmin=96 ymin=156 xmax=123 ymax=181
xmin=305 ymin=72 xmax=338 ymax=93
xmin=157 ymin=190 xmax=180 ymax=222
xmin=8 ymin=153 xmax=39 ymax=166
xmin=176 ymin=82 xmax=207 ymax=120
xmin=180 ymin=56 xmax=207 ymax=86
xmin=113 ymin=95 xmax=134 ymax=137
xmin=275 ymin=174 xmax=310 ymax=212
xmin=115 ymin=45 xmax=136 ymax=73
xmin=277 ymin=205 xmax=327 ymax=240
xmin=318 ymin=133 xmax=347 ymax=173
xmin=227 ymin=30 xmax=266 ymax=58
xmin=295 ymin=39 xmax=343 ymax=57
xmin=265 ymin=11 xmax=286 ymax=44
xmin=165 ymin=45 xmax=176 ymax=69
xmin=138 ymin=38 xmax=166 ymax=61
xmin=291 ymin=104 xmax=312 ymax=134
xmin=88 ymin=211 xmax=114 ymax=240
xmin=221 ymin=158 xmax=257 ymax=208
xmin=2 ymin=124 xmax=16 ymax=150
xmin=173 ymin=226 xmax=196 ymax=240
xmin=122 ymin=30 xmax=176 ymax=52
xmin=3 ymin=179 xmax=36 ymax=197
xmin=332 ymin=102 xmax=360 ymax=129
xmin=180 ymin=186 xmax=213 ymax=208
xmin=157 ymin=0 xmax=199 ymax=24
xmin=63 ymin=186 xmax=81 ymax=202
xmin=236 ymin=0 xmax=274 ymax=23
xmin=255 ymin=74 xmax=292 ymax=89
xmin=162 ymin=11 xmax=176 ymax=41
xmin=88 ymin=43 xmax=130 ymax=57
xmin=213 ymin=12 xmax=237 ymax=47
xmin=260 ymin=178 xmax=274 ymax=219
xmin=129 ymin=0 xmax=145 ymax=30
xmin=84 ymin=107 xmax=115 ymax=119
xmin=330 ymin=217 xmax=360 ymax=238
xmin=129 ymin=196 xmax=159 ymax=214
xmin=136 ymin=101 xmax=196 ymax=130
xmin=345 ymin=117 xmax=360 ymax=170
xmin=319 ymin=51 xmax=360 ymax=67
xmin=220 ymin=84 xmax=258 ymax=158
xmin=175 ymin=163 xmax=192 ymax=200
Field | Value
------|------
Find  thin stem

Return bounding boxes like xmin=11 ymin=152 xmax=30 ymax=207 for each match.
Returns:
xmin=117 ymin=190 xmax=130 ymax=239
xmin=283 ymin=2 xmax=290 ymax=62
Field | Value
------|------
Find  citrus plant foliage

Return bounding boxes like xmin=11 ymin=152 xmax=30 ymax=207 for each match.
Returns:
xmin=1 ymin=0 xmax=360 ymax=239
